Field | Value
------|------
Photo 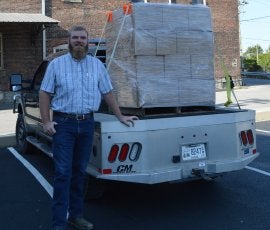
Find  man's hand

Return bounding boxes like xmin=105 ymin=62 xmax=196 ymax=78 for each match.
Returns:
xmin=119 ymin=115 xmax=139 ymax=127
xmin=43 ymin=121 xmax=58 ymax=135
xmin=103 ymin=92 xmax=139 ymax=127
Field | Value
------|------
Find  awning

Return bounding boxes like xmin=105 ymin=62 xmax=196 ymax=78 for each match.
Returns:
xmin=0 ymin=13 xmax=59 ymax=24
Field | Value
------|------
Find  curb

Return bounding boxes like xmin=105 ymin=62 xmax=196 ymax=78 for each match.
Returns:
xmin=0 ymin=133 xmax=16 ymax=148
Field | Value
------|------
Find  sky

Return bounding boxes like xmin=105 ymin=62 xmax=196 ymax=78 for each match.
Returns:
xmin=239 ymin=0 xmax=270 ymax=53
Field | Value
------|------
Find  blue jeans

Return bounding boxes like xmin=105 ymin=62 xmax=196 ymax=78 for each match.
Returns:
xmin=52 ymin=115 xmax=94 ymax=228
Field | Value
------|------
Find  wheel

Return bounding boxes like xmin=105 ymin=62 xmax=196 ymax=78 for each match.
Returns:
xmin=16 ymin=114 xmax=33 ymax=154
xmin=84 ymin=175 xmax=106 ymax=200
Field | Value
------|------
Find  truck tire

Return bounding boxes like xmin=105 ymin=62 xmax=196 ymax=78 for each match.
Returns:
xmin=84 ymin=175 xmax=106 ymax=200
xmin=16 ymin=114 xmax=33 ymax=154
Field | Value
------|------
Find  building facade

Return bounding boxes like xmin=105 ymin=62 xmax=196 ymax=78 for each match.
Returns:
xmin=0 ymin=0 xmax=240 ymax=102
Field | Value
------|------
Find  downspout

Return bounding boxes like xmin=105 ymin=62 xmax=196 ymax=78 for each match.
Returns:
xmin=42 ymin=0 xmax=46 ymax=59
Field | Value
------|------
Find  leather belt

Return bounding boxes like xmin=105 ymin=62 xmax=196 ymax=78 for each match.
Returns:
xmin=53 ymin=111 xmax=93 ymax=120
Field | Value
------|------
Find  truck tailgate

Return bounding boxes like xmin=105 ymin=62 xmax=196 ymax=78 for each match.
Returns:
xmin=87 ymin=109 xmax=259 ymax=184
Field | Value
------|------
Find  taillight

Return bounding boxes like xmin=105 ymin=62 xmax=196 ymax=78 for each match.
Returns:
xmin=99 ymin=168 xmax=112 ymax=174
xmin=129 ymin=143 xmax=142 ymax=161
xmin=108 ymin=144 xmax=119 ymax=163
xmin=108 ymin=142 xmax=142 ymax=163
xmin=240 ymin=129 xmax=254 ymax=147
xmin=118 ymin=143 xmax=129 ymax=162
xmin=246 ymin=129 xmax=254 ymax=145
xmin=240 ymin=131 xmax=248 ymax=146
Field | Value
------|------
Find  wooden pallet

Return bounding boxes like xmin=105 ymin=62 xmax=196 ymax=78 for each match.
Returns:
xmin=120 ymin=106 xmax=216 ymax=117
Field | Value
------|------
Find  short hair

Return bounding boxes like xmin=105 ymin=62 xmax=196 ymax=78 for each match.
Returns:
xmin=68 ymin=25 xmax=88 ymax=38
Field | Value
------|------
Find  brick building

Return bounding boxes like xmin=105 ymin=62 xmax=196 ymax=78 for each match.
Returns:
xmin=0 ymin=0 xmax=240 ymax=102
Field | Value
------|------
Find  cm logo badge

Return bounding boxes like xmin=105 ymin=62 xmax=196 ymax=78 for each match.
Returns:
xmin=116 ymin=164 xmax=134 ymax=173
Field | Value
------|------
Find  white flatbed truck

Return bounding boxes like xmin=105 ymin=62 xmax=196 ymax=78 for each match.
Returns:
xmin=10 ymin=55 xmax=259 ymax=198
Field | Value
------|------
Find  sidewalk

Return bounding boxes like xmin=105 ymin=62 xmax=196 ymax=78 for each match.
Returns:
xmin=0 ymin=104 xmax=17 ymax=147
xmin=0 ymin=77 xmax=270 ymax=147
xmin=216 ymin=78 xmax=270 ymax=121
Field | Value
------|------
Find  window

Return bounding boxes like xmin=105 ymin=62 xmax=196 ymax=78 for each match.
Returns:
xmin=0 ymin=33 xmax=3 ymax=69
xmin=53 ymin=44 xmax=68 ymax=53
xmin=31 ymin=61 xmax=49 ymax=91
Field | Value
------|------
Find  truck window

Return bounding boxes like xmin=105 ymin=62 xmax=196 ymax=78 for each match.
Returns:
xmin=31 ymin=61 xmax=49 ymax=91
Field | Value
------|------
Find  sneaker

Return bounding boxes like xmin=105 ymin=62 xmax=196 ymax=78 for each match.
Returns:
xmin=68 ymin=217 xmax=94 ymax=230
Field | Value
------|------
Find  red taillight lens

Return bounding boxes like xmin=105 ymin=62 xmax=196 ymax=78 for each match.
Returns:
xmin=102 ymin=169 xmax=112 ymax=174
xmin=108 ymin=145 xmax=119 ymax=163
xmin=118 ymin=143 xmax=129 ymax=162
xmin=246 ymin=129 xmax=254 ymax=145
xmin=240 ymin=131 xmax=248 ymax=146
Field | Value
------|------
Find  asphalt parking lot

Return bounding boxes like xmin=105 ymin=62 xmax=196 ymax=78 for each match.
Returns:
xmin=0 ymin=120 xmax=270 ymax=230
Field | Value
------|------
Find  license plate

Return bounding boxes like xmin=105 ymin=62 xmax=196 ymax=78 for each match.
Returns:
xmin=182 ymin=144 xmax=206 ymax=161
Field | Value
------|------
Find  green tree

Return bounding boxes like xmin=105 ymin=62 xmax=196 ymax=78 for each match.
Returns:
xmin=243 ymin=58 xmax=262 ymax=71
xmin=265 ymin=46 xmax=270 ymax=54
xmin=258 ymin=53 xmax=270 ymax=72
xmin=243 ymin=45 xmax=263 ymax=59
xmin=242 ymin=45 xmax=263 ymax=71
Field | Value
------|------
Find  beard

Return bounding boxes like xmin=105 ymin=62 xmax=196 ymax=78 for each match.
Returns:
xmin=69 ymin=43 xmax=88 ymax=60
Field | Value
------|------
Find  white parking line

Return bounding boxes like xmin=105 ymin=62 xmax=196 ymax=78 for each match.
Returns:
xmin=256 ymin=129 xmax=270 ymax=134
xmin=7 ymin=147 xmax=53 ymax=198
xmin=245 ymin=166 xmax=270 ymax=177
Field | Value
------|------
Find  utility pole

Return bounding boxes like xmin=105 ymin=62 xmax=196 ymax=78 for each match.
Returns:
xmin=256 ymin=45 xmax=259 ymax=63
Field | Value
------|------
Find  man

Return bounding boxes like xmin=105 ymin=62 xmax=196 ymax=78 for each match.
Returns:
xmin=39 ymin=25 xmax=138 ymax=230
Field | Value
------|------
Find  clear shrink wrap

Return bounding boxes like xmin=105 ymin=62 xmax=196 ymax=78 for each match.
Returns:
xmin=106 ymin=3 xmax=215 ymax=108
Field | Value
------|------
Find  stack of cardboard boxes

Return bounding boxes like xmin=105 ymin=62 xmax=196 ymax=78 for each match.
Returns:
xmin=106 ymin=3 xmax=215 ymax=108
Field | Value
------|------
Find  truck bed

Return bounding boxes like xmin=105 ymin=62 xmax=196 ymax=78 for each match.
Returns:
xmin=88 ymin=108 xmax=259 ymax=184
xmin=94 ymin=108 xmax=255 ymax=131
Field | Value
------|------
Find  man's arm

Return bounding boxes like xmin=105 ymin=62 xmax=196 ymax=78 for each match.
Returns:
xmin=39 ymin=90 xmax=51 ymax=123
xmin=103 ymin=91 xmax=138 ymax=127
xmin=39 ymin=90 xmax=57 ymax=135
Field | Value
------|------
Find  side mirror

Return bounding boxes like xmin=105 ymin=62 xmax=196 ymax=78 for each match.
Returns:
xmin=10 ymin=74 xmax=22 ymax=92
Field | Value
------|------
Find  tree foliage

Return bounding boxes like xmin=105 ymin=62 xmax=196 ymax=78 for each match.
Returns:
xmin=243 ymin=58 xmax=262 ymax=71
xmin=243 ymin=45 xmax=263 ymax=58
xmin=258 ymin=53 xmax=270 ymax=72
xmin=242 ymin=45 xmax=270 ymax=71
xmin=266 ymin=46 xmax=270 ymax=54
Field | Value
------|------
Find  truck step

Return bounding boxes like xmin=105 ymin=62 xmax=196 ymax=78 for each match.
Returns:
xmin=120 ymin=106 xmax=215 ymax=117
xmin=26 ymin=136 xmax=53 ymax=158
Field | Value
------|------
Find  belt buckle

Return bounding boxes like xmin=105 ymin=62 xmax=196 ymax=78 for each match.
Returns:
xmin=76 ymin=114 xmax=85 ymax=120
